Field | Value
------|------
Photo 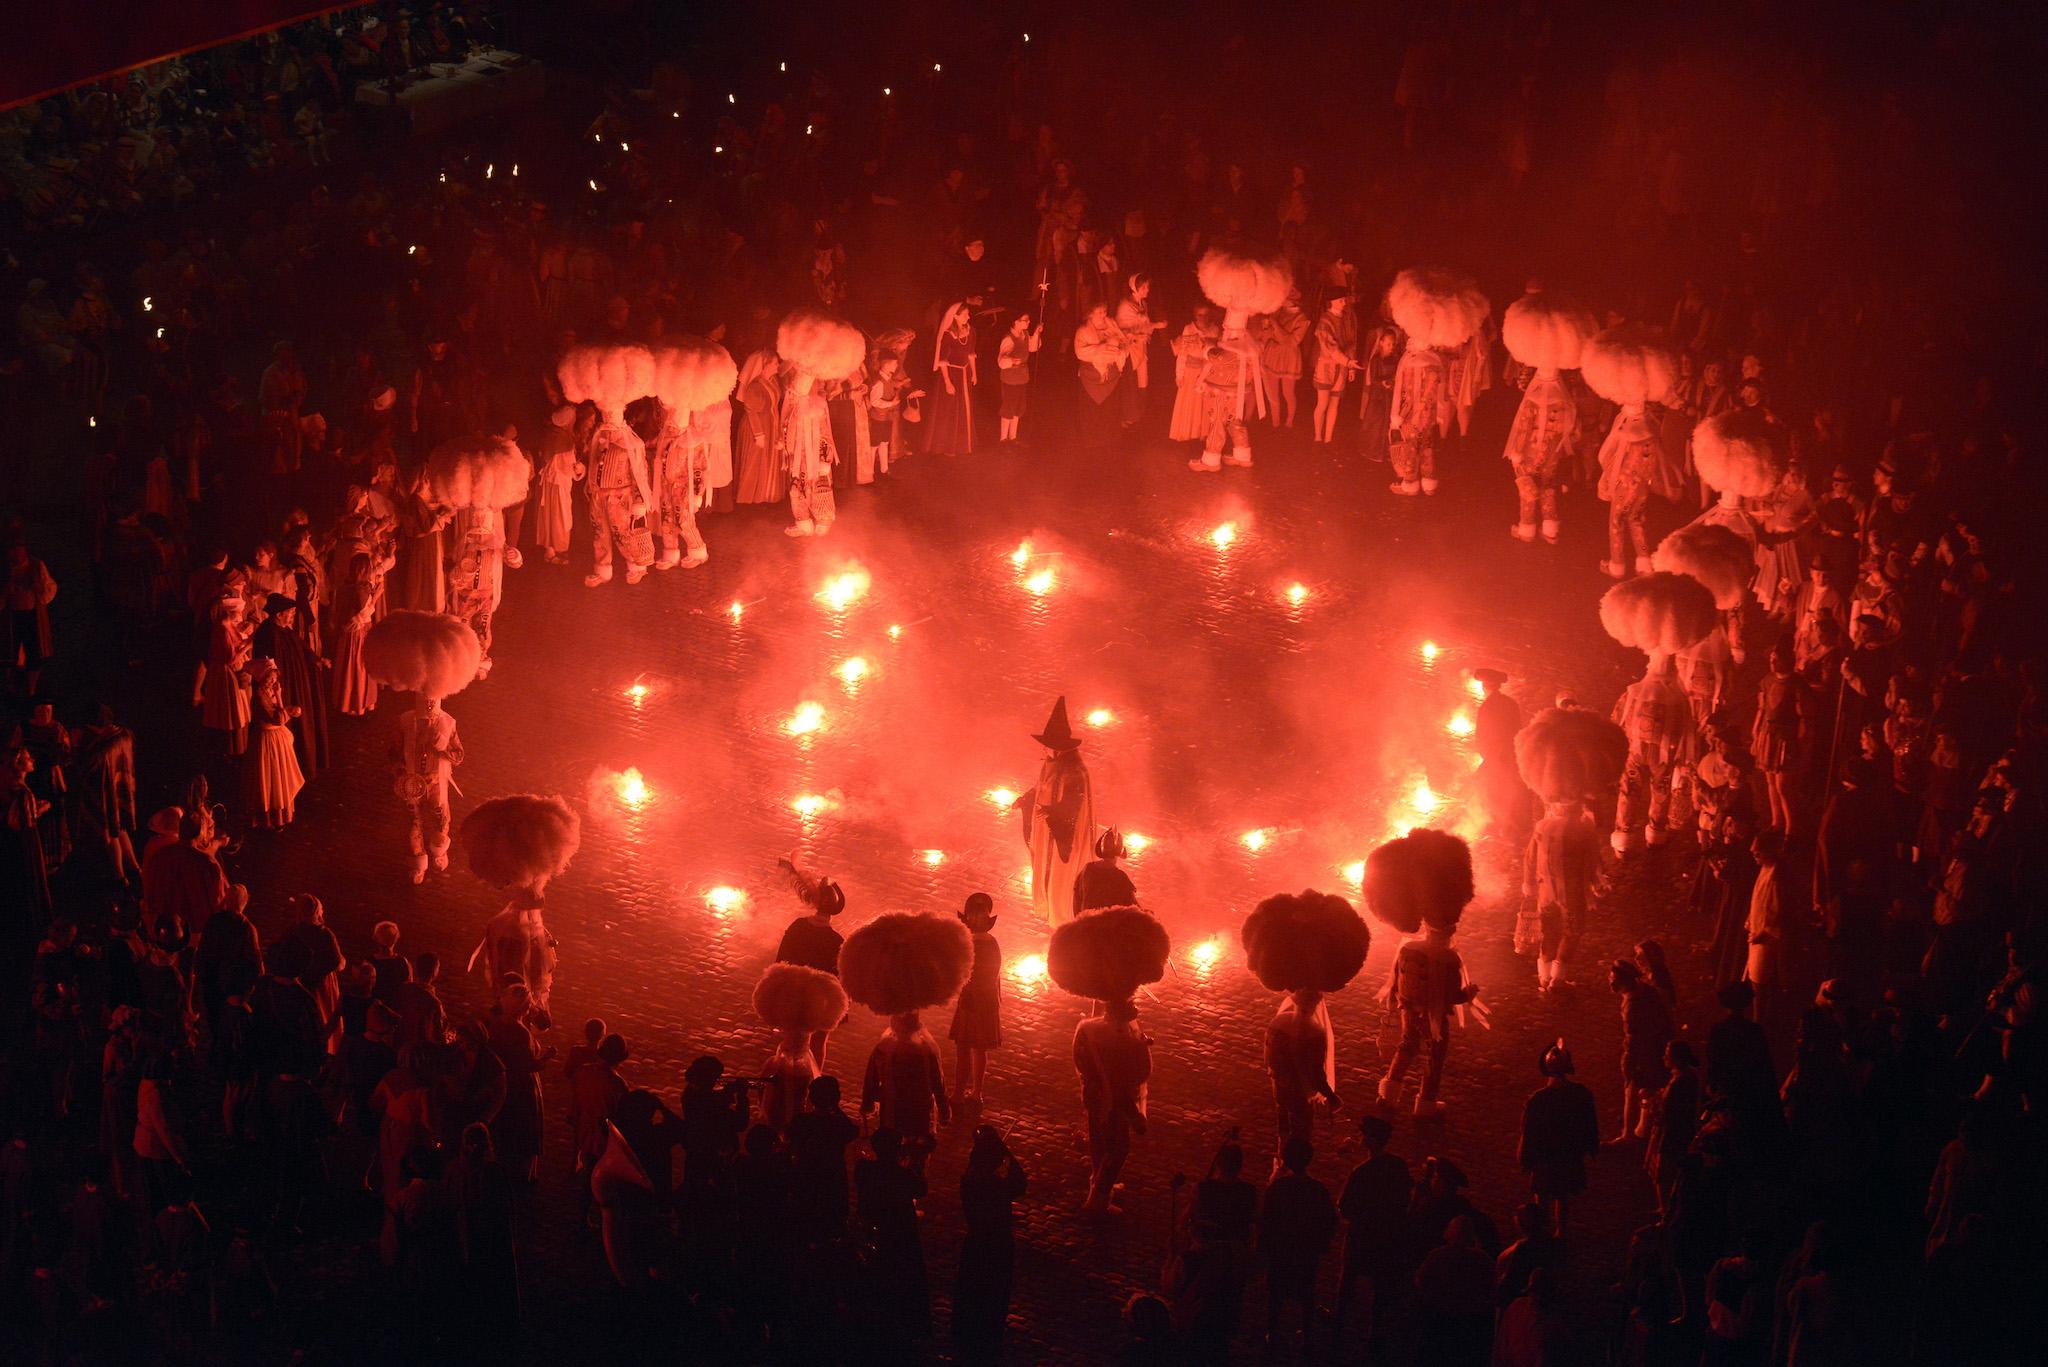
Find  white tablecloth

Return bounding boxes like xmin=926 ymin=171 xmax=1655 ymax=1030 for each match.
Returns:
xmin=355 ymin=50 xmax=545 ymax=137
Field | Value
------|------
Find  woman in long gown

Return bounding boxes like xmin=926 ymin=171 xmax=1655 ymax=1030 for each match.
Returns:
xmin=246 ymin=660 xmax=304 ymax=828
xmin=733 ymin=350 xmax=786 ymax=504
xmin=195 ymin=600 xmax=251 ymax=757
xmin=391 ymin=471 xmax=451 ymax=613
xmin=1170 ymin=310 xmax=1221 ymax=442
xmin=331 ymin=553 xmax=382 ymax=717
xmin=1355 ymin=322 xmax=1399 ymax=465
xmin=925 ymin=304 xmax=976 ymax=456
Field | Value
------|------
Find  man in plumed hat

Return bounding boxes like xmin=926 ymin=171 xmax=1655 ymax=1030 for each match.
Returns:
xmin=1021 ymin=697 xmax=1096 ymax=926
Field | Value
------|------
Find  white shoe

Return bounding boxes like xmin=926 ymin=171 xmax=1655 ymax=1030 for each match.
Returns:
xmin=583 ymin=571 xmax=612 ymax=588
xmin=812 ymin=522 xmax=831 ymax=537
xmin=503 ymin=547 xmax=524 ymax=569
xmin=1376 ymin=1077 xmax=1399 ymax=1108
xmin=1188 ymin=456 xmax=1222 ymax=473
xmin=625 ymin=567 xmax=647 ymax=585
xmin=1225 ymin=449 xmax=1253 ymax=468
xmin=784 ymin=521 xmax=816 ymax=537
xmin=410 ymin=861 xmax=427 ymax=885
xmin=1420 ymin=478 xmax=1439 ymax=495
xmin=1634 ymin=555 xmax=1654 ymax=575
xmin=1540 ymin=520 xmax=1560 ymax=544
xmin=680 ymin=550 xmax=709 ymax=568
xmin=1600 ymin=560 xmax=1627 ymax=579
xmin=430 ymin=850 xmax=449 ymax=872
xmin=1611 ymin=829 xmax=1636 ymax=855
xmin=653 ymin=550 xmax=681 ymax=571
xmin=1511 ymin=523 xmax=1537 ymax=542
xmin=1390 ymin=481 xmax=1420 ymax=496
xmin=1413 ymin=1098 xmax=1446 ymax=1118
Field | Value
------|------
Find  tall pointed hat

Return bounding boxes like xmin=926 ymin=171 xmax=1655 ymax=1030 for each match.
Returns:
xmin=1033 ymin=696 xmax=1081 ymax=751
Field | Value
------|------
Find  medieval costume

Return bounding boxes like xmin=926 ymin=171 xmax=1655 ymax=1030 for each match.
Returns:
xmin=535 ymin=407 xmax=582 ymax=563
xmin=197 ymin=601 xmax=252 ymax=755
xmin=1366 ymin=831 xmax=1483 ymax=1116
xmin=392 ymin=699 xmax=462 ymax=883
xmin=1169 ymin=315 xmax=1221 ymax=442
xmin=584 ymin=415 xmax=653 ymax=586
xmin=1310 ymin=297 xmax=1357 ymax=444
xmin=1022 ymin=698 xmax=1096 ymax=927
xmin=1499 ymin=292 xmax=1593 ymax=543
xmin=1385 ymin=269 xmax=1487 ymax=495
xmin=648 ymin=409 xmax=709 ymax=569
xmin=1254 ymin=294 xmax=1310 ymax=429
xmin=777 ymin=311 xmax=864 ymax=537
xmin=447 ymin=508 xmax=506 ymax=676
xmin=483 ymin=896 xmax=558 ymax=1014
xmin=246 ymin=660 xmax=304 ymax=828
xmin=925 ymin=305 xmax=976 ymax=456
xmin=1521 ymin=803 xmax=1599 ymax=991
xmin=252 ymin=597 xmax=328 ymax=779
xmin=734 ymin=351 xmax=786 ymax=504
xmin=1073 ymin=307 xmax=1129 ymax=449
xmin=331 ymin=557 xmax=386 ymax=717
xmin=1190 ymin=248 xmax=1288 ymax=472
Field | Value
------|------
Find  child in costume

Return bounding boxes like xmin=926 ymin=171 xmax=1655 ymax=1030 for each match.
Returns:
xmin=776 ymin=309 xmax=865 ymax=537
xmin=1309 ymin=293 xmax=1358 ymax=445
xmin=461 ymin=793 xmax=578 ymax=1016
xmin=949 ymin=893 xmax=1003 ymax=1105
xmin=246 ymin=659 xmax=304 ymax=829
xmin=557 ymin=345 xmax=656 ymax=588
xmin=1500 ymin=289 xmax=1594 ymax=543
xmin=774 ymin=855 xmax=846 ymax=1066
xmin=1385 ymin=268 xmax=1488 ymax=495
xmin=1073 ymin=827 xmax=1138 ymax=912
xmin=1188 ymin=247 xmax=1289 ymax=472
xmin=843 ymin=912 xmax=972 ymax=1173
xmin=1582 ymin=327 xmax=1680 ymax=576
xmin=363 ymin=610 xmax=480 ymax=883
xmin=1051 ymin=905 xmax=1169 ymax=1213
xmin=1601 ymin=574 xmax=1719 ymax=853
xmin=1514 ymin=706 xmax=1627 ymax=991
xmin=1366 ymin=829 xmax=1486 ymax=1115
xmin=1242 ymin=889 xmax=1371 ymax=1162
xmin=867 ymin=351 xmax=918 ymax=467
xmin=1254 ymin=289 xmax=1310 ymax=430
xmin=996 ymin=316 xmax=1042 ymax=444
xmin=1169 ymin=308 xmax=1221 ymax=443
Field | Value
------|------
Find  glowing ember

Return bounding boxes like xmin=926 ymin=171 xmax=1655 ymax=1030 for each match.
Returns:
xmin=1411 ymin=780 xmax=1442 ymax=814
xmin=705 ymin=886 xmax=747 ymax=915
xmin=887 ymin=624 xmax=902 ymax=640
xmin=1285 ymin=582 xmax=1309 ymax=606
xmin=728 ymin=601 xmax=745 ymax=622
xmin=791 ymin=793 xmax=829 ymax=818
xmin=817 ymin=569 xmax=871 ymax=611
xmin=1016 ymin=864 xmax=1034 ymax=888
xmin=1085 ymin=708 xmax=1115 ymax=727
xmin=616 ymin=769 xmax=650 ymax=807
xmin=626 ymin=682 xmax=649 ymax=704
xmin=834 ymin=657 xmax=869 ymax=686
xmin=1467 ymin=676 xmax=1488 ymax=700
xmin=1011 ymin=953 xmax=1048 ymax=985
xmin=785 ymin=702 xmax=826 ymax=736
xmin=919 ymin=849 xmax=945 ymax=867
xmin=1209 ymin=522 xmax=1239 ymax=549
xmin=1342 ymin=860 xmax=1366 ymax=887
xmin=1024 ymin=567 xmax=1056 ymax=596
xmin=1241 ymin=828 xmax=1271 ymax=852
xmin=1189 ymin=937 xmax=1223 ymax=969
xmin=1420 ymin=640 xmax=1441 ymax=663
xmin=1123 ymin=832 xmax=1151 ymax=855
xmin=1446 ymin=710 xmax=1475 ymax=737
xmin=1009 ymin=541 xmax=1032 ymax=567
xmin=985 ymin=787 xmax=1019 ymax=809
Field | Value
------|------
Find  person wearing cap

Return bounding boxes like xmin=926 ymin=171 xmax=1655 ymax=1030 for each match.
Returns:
xmin=1517 ymin=1041 xmax=1598 ymax=1234
xmin=950 ymin=893 xmax=1003 ymax=1105
xmin=1020 ymin=697 xmax=1097 ymax=927
xmin=535 ymin=404 xmax=585 ymax=564
xmin=1073 ymin=828 xmax=1139 ymax=914
xmin=251 ymin=593 xmax=328 ymax=779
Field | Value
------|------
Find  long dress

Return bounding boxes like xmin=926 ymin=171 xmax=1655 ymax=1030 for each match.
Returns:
xmin=1169 ymin=324 xmax=1217 ymax=441
xmin=1024 ymin=751 xmax=1095 ymax=926
xmin=252 ymin=616 xmax=329 ymax=778
xmin=391 ymin=495 xmax=449 ymax=614
xmin=200 ymin=620 xmax=252 ymax=750
xmin=534 ymin=449 xmax=580 ymax=559
xmin=925 ymin=330 xmax=975 ymax=456
xmin=330 ymin=575 xmax=380 ymax=716
xmin=247 ymin=684 xmax=305 ymax=827
xmin=734 ymin=361 xmax=786 ymax=504
xmin=949 ymin=931 xmax=1003 ymax=1048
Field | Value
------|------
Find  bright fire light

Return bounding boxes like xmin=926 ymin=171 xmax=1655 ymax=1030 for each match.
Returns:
xmin=817 ymin=569 xmax=871 ymax=611
xmin=1342 ymin=860 xmax=1366 ymax=887
xmin=834 ymin=657 xmax=869 ymax=686
xmin=1467 ymin=676 xmax=1488 ymax=700
xmin=1420 ymin=640 xmax=1441 ymax=663
xmin=1189 ymin=937 xmax=1223 ymax=970
xmin=1009 ymin=541 xmax=1032 ymax=567
xmin=786 ymin=702 xmax=826 ymax=736
xmin=626 ymin=682 xmax=650 ymax=704
xmin=1411 ymin=780 xmax=1442 ymax=814
xmin=887 ymin=624 xmax=902 ymax=640
xmin=1011 ymin=953 xmax=1048 ymax=985
xmin=1209 ymin=522 xmax=1238 ymax=549
xmin=919 ymin=849 xmax=945 ymax=866
xmin=1241 ymin=828 xmax=1271 ymax=852
xmin=1446 ymin=710 xmax=1475 ymax=737
xmin=1085 ymin=708 xmax=1115 ymax=727
xmin=791 ymin=793 xmax=829 ymax=818
xmin=705 ymin=886 xmax=747 ymax=915
xmin=1285 ymin=582 xmax=1309 ymax=606
xmin=985 ymin=787 xmax=1019 ymax=809
xmin=616 ymin=769 xmax=650 ymax=807
xmin=1124 ymin=832 xmax=1151 ymax=855
xmin=1024 ymin=567 xmax=1056 ymax=596
xmin=729 ymin=601 xmax=745 ymax=622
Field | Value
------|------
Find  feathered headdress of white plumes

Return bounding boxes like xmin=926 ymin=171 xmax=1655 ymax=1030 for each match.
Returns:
xmin=1652 ymin=523 xmax=1753 ymax=610
xmin=425 ymin=434 xmax=531 ymax=511
xmin=777 ymin=853 xmax=846 ymax=916
xmin=1047 ymin=905 xmax=1171 ymax=1004
xmin=650 ymin=337 xmax=737 ymax=420
xmin=1599 ymin=572 xmax=1719 ymax=668
xmin=1386 ymin=268 xmax=1489 ymax=351
xmin=460 ymin=794 xmax=582 ymax=893
xmin=753 ymin=963 xmax=849 ymax=1036
xmin=1502 ymin=291 xmax=1597 ymax=373
xmin=361 ymin=610 xmax=482 ymax=700
xmin=558 ymin=344 xmax=655 ymax=423
xmin=1363 ymin=829 xmax=1473 ymax=935
xmin=1692 ymin=407 xmax=1790 ymax=500
xmin=839 ymin=912 xmax=973 ymax=1015
xmin=1514 ymin=707 xmax=1629 ymax=805
xmin=1580 ymin=326 xmax=1679 ymax=408
xmin=776 ymin=308 xmax=866 ymax=393
xmin=1241 ymin=890 xmax=1371 ymax=994
xmin=1197 ymin=245 xmax=1292 ymax=332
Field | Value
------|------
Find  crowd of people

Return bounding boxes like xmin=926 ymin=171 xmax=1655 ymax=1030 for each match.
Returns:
xmin=4 ymin=1 xmax=2047 ymax=1364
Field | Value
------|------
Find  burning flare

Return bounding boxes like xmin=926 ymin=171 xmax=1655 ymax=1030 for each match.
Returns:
xmin=615 ymin=769 xmax=650 ymax=808
xmin=817 ymin=569 xmax=871 ymax=611
xmin=705 ymin=886 xmax=747 ymax=914
xmin=786 ymin=702 xmax=826 ymax=736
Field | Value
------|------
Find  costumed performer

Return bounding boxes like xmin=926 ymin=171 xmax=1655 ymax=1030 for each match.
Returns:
xmin=1073 ymin=827 xmax=1138 ymax=912
xmin=1473 ymin=666 xmax=1532 ymax=832
xmin=461 ymin=792 xmax=578 ymax=1016
xmin=1310 ymin=291 xmax=1358 ymax=445
xmin=1582 ymin=326 xmax=1680 ymax=576
xmin=1517 ymin=1040 xmax=1600 ymax=1235
xmin=557 ymin=345 xmax=656 ymax=588
xmin=996 ymin=315 xmax=1041 ymax=444
xmin=1500 ymin=288 xmax=1594 ymax=543
xmin=1073 ymin=302 xmax=1131 ymax=450
xmin=842 ymin=911 xmax=973 ymax=1172
xmin=1690 ymin=405 xmax=1791 ymax=601
xmin=1366 ymin=829 xmax=1487 ymax=1115
xmin=1169 ymin=307 xmax=1221 ymax=442
xmin=1653 ymin=521 xmax=1754 ymax=735
xmin=774 ymin=853 xmax=847 ymax=1065
xmin=1515 ymin=706 xmax=1627 ymax=991
xmin=534 ymin=405 xmax=583 ymax=564
xmin=1242 ymin=889 xmax=1371 ymax=1161
xmin=1385 ymin=267 xmax=1488 ymax=495
xmin=363 ymin=610 xmax=480 ymax=883
xmin=925 ymin=303 xmax=977 ymax=456
xmin=1189 ymin=245 xmax=1289 ymax=472
xmin=426 ymin=433 xmax=529 ymax=679
xmin=648 ymin=338 xmax=735 ymax=568
xmin=753 ymin=963 xmax=848 ymax=1132
xmin=776 ymin=308 xmax=865 ymax=536
xmin=1601 ymin=574 xmax=1718 ymax=853
xmin=1113 ymin=272 xmax=1164 ymax=427
xmin=950 ymin=892 xmax=1004 ymax=1106
xmin=1020 ymin=697 xmax=1096 ymax=927
xmin=1050 ymin=905 xmax=1169 ymax=1212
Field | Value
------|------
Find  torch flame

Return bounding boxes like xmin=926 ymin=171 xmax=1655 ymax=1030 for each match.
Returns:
xmin=1189 ymin=937 xmax=1223 ymax=970
xmin=1123 ymin=832 xmax=1151 ymax=855
xmin=705 ymin=886 xmax=747 ymax=915
xmin=1446 ymin=711 xmax=1475 ymax=738
xmin=1420 ymin=641 xmax=1441 ymax=663
xmin=729 ymin=601 xmax=745 ymax=622
xmin=626 ymin=682 xmax=650 ymax=704
xmin=786 ymin=702 xmax=826 ymax=736
xmin=1209 ymin=522 xmax=1238 ymax=549
xmin=887 ymin=624 xmax=902 ymax=640
xmin=919 ymin=849 xmax=945 ymax=867
xmin=791 ymin=793 xmax=829 ymax=818
xmin=1011 ymin=953 xmax=1048 ymax=985
xmin=1342 ymin=860 xmax=1366 ymax=887
xmin=1085 ymin=708 xmax=1115 ymax=727
xmin=985 ymin=787 xmax=1019 ymax=810
xmin=1411 ymin=780 xmax=1441 ymax=814
xmin=1009 ymin=541 xmax=1032 ymax=567
xmin=616 ymin=769 xmax=650 ymax=807
xmin=1285 ymin=582 xmax=1309 ymax=606
xmin=817 ymin=569 xmax=871 ymax=612
xmin=1024 ymin=567 xmax=1056 ymax=596
xmin=834 ymin=657 xmax=869 ymax=686
xmin=1241 ymin=828 xmax=1271 ymax=852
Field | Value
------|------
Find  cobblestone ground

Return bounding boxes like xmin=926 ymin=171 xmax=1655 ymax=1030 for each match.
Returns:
xmin=83 ymin=388 xmax=1721 ymax=1363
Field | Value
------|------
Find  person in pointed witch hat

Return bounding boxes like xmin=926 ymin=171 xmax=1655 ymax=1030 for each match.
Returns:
xmin=1021 ymin=697 xmax=1097 ymax=926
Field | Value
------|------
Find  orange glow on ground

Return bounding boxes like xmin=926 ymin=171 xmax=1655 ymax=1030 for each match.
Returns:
xmin=785 ymin=702 xmax=826 ymax=736
xmin=616 ymin=769 xmax=650 ymax=807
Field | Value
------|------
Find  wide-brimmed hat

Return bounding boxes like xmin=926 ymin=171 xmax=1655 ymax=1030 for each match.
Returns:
xmin=1472 ymin=668 xmax=1508 ymax=690
xmin=1033 ymin=696 xmax=1081 ymax=751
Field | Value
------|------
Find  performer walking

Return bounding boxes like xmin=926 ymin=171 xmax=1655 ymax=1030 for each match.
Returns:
xmin=1188 ymin=246 xmax=1288 ymax=472
xmin=1309 ymin=293 xmax=1358 ymax=445
xmin=776 ymin=309 xmax=866 ymax=537
xmin=558 ymin=345 xmax=656 ymax=588
xmin=427 ymin=434 xmax=529 ymax=679
xmin=774 ymin=855 xmax=846 ymax=1066
xmin=753 ymin=964 xmax=847 ymax=1132
xmin=1020 ymin=697 xmax=1096 ymax=927
xmin=1241 ymin=890 xmax=1371 ymax=1162
xmin=1514 ymin=706 xmax=1627 ymax=992
xmin=949 ymin=893 xmax=1004 ymax=1105
xmin=1601 ymin=574 xmax=1719 ymax=853
xmin=1049 ymin=906 xmax=1170 ymax=1213
xmin=1365 ymin=829 xmax=1488 ymax=1115
xmin=1499 ymin=289 xmax=1594 ymax=543
xmin=362 ymin=611 xmax=481 ymax=883
xmin=1583 ymin=328 xmax=1681 ymax=577
xmin=461 ymin=793 xmax=579 ymax=1017
xmin=1384 ymin=268 xmax=1488 ymax=495
xmin=841 ymin=913 xmax=973 ymax=1172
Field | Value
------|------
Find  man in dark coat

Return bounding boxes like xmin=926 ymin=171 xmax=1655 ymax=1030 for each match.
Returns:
xmin=252 ymin=595 xmax=329 ymax=778
xmin=1473 ymin=668 xmax=1530 ymax=832
xmin=1518 ymin=1041 xmax=1600 ymax=1234
xmin=1073 ymin=828 xmax=1138 ymax=912
xmin=1334 ymin=1115 xmax=1412 ymax=1347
